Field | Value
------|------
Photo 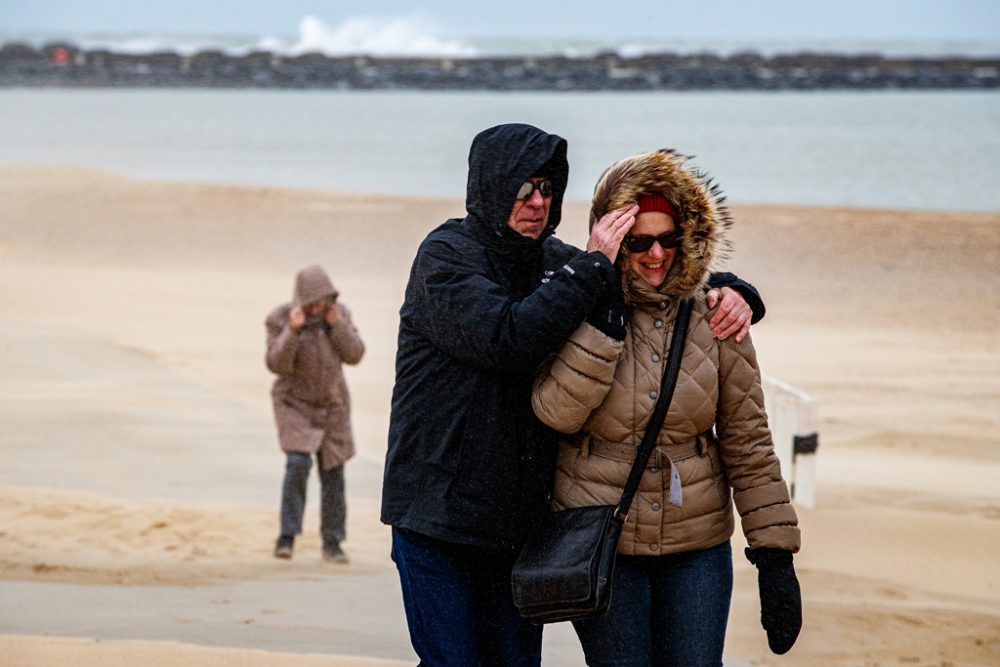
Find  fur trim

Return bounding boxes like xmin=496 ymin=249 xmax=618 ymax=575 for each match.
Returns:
xmin=590 ymin=149 xmax=732 ymax=301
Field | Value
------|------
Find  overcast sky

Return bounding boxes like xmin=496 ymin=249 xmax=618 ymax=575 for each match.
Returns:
xmin=2 ymin=0 xmax=999 ymax=41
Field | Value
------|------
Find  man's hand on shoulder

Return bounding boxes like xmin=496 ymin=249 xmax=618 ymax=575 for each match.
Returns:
xmin=706 ymin=287 xmax=752 ymax=343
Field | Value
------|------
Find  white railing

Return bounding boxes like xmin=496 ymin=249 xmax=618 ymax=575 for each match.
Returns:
xmin=762 ymin=377 xmax=818 ymax=509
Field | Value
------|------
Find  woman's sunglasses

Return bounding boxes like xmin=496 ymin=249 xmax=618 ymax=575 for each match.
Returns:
xmin=515 ymin=178 xmax=553 ymax=200
xmin=622 ymin=231 xmax=683 ymax=253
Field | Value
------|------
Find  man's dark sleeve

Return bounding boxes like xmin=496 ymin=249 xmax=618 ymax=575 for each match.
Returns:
xmin=408 ymin=236 xmax=616 ymax=373
xmin=707 ymin=271 xmax=766 ymax=324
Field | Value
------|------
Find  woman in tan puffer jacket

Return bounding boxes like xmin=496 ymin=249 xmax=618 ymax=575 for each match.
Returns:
xmin=532 ymin=149 xmax=801 ymax=665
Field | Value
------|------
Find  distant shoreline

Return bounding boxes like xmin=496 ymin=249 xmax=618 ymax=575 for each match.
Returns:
xmin=6 ymin=162 xmax=1000 ymax=215
xmin=2 ymin=42 xmax=998 ymax=91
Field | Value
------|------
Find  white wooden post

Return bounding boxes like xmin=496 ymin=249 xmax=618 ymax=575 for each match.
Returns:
xmin=761 ymin=377 xmax=818 ymax=509
xmin=792 ymin=398 xmax=818 ymax=509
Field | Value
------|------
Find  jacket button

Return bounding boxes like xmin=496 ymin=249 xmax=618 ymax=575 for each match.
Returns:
xmin=650 ymin=467 xmax=659 ymax=473
xmin=649 ymin=543 xmax=659 ymax=551
xmin=651 ymin=353 xmax=660 ymax=362
xmin=593 ymin=261 xmax=601 ymax=268
xmin=651 ymin=502 xmax=661 ymax=511
xmin=545 ymin=270 xmax=555 ymax=276
xmin=654 ymin=320 xmax=663 ymax=329
xmin=658 ymin=301 xmax=667 ymax=309
xmin=541 ymin=277 xmax=550 ymax=283
xmin=649 ymin=391 xmax=657 ymax=399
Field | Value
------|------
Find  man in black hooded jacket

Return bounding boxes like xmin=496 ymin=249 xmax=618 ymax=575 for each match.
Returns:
xmin=381 ymin=123 xmax=763 ymax=665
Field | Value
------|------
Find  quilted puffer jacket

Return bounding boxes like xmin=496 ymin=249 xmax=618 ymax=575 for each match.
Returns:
xmin=531 ymin=149 xmax=800 ymax=556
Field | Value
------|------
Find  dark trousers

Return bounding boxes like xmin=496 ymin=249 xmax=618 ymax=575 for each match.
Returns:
xmin=390 ymin=527 xmax=543 ymax=667
xmin=278 ymin=451 xmax=345 ymax=549
xmin=573 ymin=541 xmax=733 ymax=667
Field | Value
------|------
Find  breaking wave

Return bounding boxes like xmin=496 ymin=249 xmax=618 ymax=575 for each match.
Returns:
xmin=287 ymin=15 xmax=476 ymax=57
xmin=13 ymin=19 xmax=999 ymax=59
xmin=52 ymin=15 xmax=477 ymax=58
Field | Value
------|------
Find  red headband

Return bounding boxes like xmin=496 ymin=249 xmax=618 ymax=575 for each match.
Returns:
xmin=636 ymin=193 xmax=677 ymax=218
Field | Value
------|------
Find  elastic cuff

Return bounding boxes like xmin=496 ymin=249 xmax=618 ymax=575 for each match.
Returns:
xmin=585 ymin=313 xmax=626 ymax=341
xmin=576 ymin=251 xmax=617 ymax=286
xmin=706 ymin=271 xmax=737 ymax=287
xmin=745 ymin=547 xmax=794 ymax=568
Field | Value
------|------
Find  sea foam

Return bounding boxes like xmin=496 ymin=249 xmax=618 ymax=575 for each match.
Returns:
xmin=55 ymin=15 xmax=477 ymax=58
xmin=287 ymin=15 xmax=476 ymax=57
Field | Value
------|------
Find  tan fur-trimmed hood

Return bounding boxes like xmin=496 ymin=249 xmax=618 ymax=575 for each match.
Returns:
xmin=590 ymin=149 xmax=732 ymax=301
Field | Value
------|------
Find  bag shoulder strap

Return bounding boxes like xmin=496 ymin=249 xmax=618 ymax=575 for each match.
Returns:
xmin=614 ymin=297 xmax=693 ymax=520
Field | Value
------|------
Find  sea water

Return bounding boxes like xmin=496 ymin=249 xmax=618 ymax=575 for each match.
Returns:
xmin=1 ymin=88 xmax=998 ymax=211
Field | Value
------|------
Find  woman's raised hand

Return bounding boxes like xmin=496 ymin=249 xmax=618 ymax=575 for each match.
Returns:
xmin=586 ymin=204 xmax=638 ymax=263
xmin=288 ymin=306 xmax=306 ymax=332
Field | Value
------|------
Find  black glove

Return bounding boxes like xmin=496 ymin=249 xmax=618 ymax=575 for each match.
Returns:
xmin=586 ymin=282 xmax=627 ymax=341
xmin=746 ymin=547 xmax=801 ymax=654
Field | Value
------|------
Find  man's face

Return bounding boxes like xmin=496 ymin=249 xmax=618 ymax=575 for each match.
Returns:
xmin=506 ymin=177 xmax=553 ymax=239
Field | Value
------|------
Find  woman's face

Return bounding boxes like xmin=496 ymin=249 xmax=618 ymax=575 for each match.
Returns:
xmin=305 ymin=298 xmax=331 ymax=317
xmin=625 ymin=211 xmax=678 ymax=288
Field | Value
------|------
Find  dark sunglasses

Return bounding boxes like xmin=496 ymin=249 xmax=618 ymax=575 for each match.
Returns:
xmin=622 ymin=230 xmax=683 ymax=253
xmin=515 ymin=178 xmax=553 ymax=200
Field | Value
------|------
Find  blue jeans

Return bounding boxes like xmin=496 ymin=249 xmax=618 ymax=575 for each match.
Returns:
xmin=279 ymin=452 xmax=345 ymax=550
xmin=573 ymin=541 xmax=733 ymax=667
xmin=390 ymin=528 xmax=542 ymax=667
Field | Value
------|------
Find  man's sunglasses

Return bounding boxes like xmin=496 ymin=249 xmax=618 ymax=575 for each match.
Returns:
xmin=516 ymin=179 xmax=554 ymax=200
xmin=622 ymin=231 xmax=683 ymax=253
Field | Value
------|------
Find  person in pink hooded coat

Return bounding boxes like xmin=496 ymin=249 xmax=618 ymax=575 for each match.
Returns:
xmin=265 ymin=265 xmax=365 ymax=562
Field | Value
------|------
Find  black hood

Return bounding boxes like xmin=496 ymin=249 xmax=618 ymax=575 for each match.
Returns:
xmin=464 ymin=123 xmax=569 ymax=241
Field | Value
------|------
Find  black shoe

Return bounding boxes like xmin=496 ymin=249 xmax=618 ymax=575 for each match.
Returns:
xmin=273 ymin=535 xmax=294 ymax=559
xmin=322 ymin=545 xmax=349 ymax=564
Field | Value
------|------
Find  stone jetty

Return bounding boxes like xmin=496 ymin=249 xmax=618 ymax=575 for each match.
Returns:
xmin=2 ymin=42 xmax=997 ymax=90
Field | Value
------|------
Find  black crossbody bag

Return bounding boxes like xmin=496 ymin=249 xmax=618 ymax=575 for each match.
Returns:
xmin=511 ymin=298 xmax=693 ymax=624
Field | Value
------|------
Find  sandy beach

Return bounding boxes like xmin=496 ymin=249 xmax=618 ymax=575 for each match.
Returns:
xmin=1 ymin=165 xmax=999 ymax=666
